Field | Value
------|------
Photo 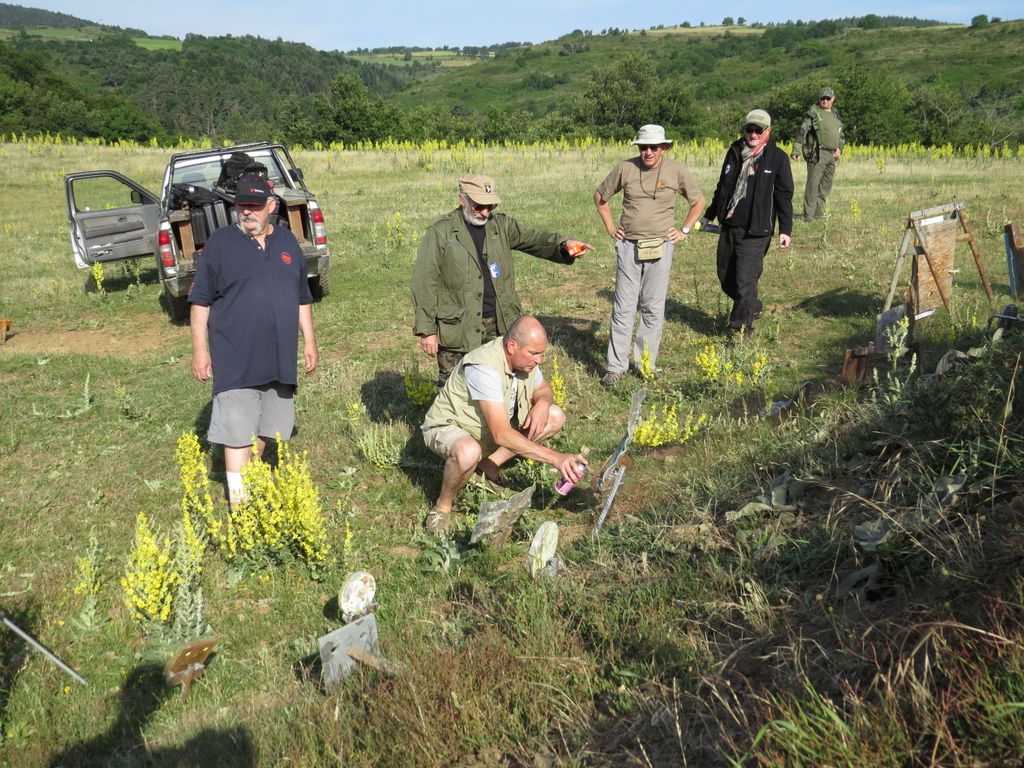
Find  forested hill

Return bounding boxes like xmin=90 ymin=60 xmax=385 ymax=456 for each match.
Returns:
xmin=0 ymin=10 xmax=1021 ymax=149
xmin=6 ymin=33 xmax=418 ymax=139
xmin=377 ymin=19 xmax=1023 ymax=149
xmin=0 ymin=2 xmax=95 ymax=30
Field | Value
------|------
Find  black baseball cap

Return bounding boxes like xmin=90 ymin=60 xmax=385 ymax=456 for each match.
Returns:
xmin=234 ymin=172 xmax=273 ymax=205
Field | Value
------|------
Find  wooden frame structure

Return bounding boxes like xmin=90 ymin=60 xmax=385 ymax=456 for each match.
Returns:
xmin=883 ymin=202 xmax=993 ymax=319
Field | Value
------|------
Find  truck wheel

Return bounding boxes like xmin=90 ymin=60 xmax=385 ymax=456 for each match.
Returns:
xmin=163 ymin=292 xmax=190 ymax=323
xmin=310 ymin=270 xmax=330 ymax=299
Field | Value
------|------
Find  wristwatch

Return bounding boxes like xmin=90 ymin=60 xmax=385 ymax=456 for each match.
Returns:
xmin=681 ymin=226 xmax=691 ymax=235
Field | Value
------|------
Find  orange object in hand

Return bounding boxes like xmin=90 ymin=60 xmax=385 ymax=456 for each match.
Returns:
xmin=565 ymin=241 xmax=587 ymax=258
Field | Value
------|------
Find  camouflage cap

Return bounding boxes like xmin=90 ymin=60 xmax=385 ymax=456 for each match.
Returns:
xmin=459 ymin=174 xmax=501 ymax=205
xmin=819 ymin=87 xmax=835 ymax=99
xmin=744 ymin=109 xmax=771 ymax=130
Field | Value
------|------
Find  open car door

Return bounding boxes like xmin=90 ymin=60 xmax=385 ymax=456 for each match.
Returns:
xmin=65 ymin=171 xmax=160 ymax=269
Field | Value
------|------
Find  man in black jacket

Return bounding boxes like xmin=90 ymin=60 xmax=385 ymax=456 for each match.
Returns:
xmin=702 ymin=109 xmax=793 ymax=341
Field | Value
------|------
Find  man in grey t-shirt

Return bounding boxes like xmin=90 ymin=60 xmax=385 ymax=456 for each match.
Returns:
xmin=594 ymin=125 xmax=705 ymax=385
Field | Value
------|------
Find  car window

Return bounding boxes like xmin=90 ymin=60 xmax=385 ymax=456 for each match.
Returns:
xmin=172 ymin=150 xmax=288 ymax=190
xmin=70 ymin=176 xmax=147 ymax=213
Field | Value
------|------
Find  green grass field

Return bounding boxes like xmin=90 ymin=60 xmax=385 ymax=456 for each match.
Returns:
xmin=1 ymin=140 xmax=1023 ymax=766
xmin=0 ymin=24 xmax=181 ymax=50
xmin=347 ymin=49 xmax=479 ymax=68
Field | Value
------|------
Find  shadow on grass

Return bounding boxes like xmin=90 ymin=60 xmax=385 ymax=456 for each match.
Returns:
xmin=82 ymin=265 xmax=160 ymax=296
xmin=397 ymin=433 xmax=443 ymax=512
xmin=795 ymin=287 xmax=880 ymax=319
xmin=663 ymin=297 xmax=721 ymax=337
xmin=535 ymin=313 xmax=605 ymax=376
xmin=0 ymin=603 xmax=40 ymax=736
xmin=48 ymin=662 xmax=255 ymax=767
xmin=587 ymin=290 xmax=722 ymax=349
xmin=360 ymin=370 xmax=423 ymax=427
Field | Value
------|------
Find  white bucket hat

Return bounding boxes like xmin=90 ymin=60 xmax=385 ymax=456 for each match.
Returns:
xmin=632 ymin=124 xmax=673 ymax=146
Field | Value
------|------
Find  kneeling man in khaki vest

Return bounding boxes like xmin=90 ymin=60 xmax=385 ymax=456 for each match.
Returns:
xmin=420 ymin=316 xmax=588 ymax=535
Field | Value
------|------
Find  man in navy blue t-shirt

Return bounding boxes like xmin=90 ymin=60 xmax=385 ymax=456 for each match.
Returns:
xmin=189 ymin=171 xmax=319 ymax=507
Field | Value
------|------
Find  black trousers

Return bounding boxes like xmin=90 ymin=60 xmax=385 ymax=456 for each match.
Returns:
xmin=716 ymin=226 xmax=771 ymax=330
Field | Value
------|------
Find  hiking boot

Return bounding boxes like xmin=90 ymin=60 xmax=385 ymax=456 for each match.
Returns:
xmin=602 ymin=371 xmax=624 ymax=386
xmin=424 ymin=507 xmax=452 ymax=536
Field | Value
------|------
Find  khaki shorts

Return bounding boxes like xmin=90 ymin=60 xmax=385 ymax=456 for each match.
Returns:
xmin=208 ymin=384 xmax=296 ymax=447
xmin=421 ymin=424 xmax=496 ymax=459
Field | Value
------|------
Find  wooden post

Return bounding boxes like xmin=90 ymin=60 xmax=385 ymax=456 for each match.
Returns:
xmin=957 ymin=207 xmax=994 ymax=301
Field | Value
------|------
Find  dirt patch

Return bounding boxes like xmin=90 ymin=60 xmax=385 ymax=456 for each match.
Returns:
xmin=388 ymin=545 xmax=419 ymax=559
xmin=0 ymin=314 xmax=177 ymax=356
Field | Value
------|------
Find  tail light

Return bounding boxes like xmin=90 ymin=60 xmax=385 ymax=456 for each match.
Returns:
xmin=310 ymin=203 xmax=327 ymax=247
xmin=158 ymin=226 xmax=177 ymax=274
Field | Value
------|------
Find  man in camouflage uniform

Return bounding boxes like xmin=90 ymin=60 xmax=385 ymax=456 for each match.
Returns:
xmin=792 ymin=87 xmax=845 ymax=222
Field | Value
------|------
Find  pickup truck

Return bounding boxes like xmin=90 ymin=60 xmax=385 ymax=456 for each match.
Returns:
xmin=64 ymin=142 xmax=331 ymax=321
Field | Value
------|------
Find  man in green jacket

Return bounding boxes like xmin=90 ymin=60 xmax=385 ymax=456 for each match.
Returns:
xmin=792 ymin=87 xmax=845 ymax=222
xmin=420 ymin=316 xmax=588 ymax=535
xmin=412 ymin=174 xmax=592 ymax=385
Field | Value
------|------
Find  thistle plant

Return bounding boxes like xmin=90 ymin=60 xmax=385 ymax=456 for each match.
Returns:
xmin=90 ymin=261 xmax=105 ymax=295
xmin=120 ymin=512 xmax=178 ymax=629
xmin=357 ymin=423 xmax=403 ymax=468
xmin=403 ymin=362 xmax=436 ymax=406
xmin=550 ymin=355 xmax=567 ymax=406
xmin=120 ymin=257 xmax=143 ymax=286
xmin=872 ymin=316 xmax=917 ymax=408
xmin=633 ymin=403 xmax=707 ymax=448
xmin=694 ymin=341 xmax=771 ymax=391
xmin=175 ymin=431 xmax=329 ymax=579
xmin=170 ymin=515 xmax=206 ymax=640
xmin=344 ymin=401 xmax=367 ymax=433
xmin=751 ymin=352 xmax=770 ymax=384
xmin=695 ymin=342 xmax=722 ymax=385
xmin=206 ymin=437 xmax=332 ymax=578
xmin=338 ymin=502 xmax=354 ymax=570
xmin=176 ymin=431 xmax=214 ymax=547
xmin=71 ymin=532 xmax=106 ymax=631
xmin=638 ymin=341 xmax=655 ymax=382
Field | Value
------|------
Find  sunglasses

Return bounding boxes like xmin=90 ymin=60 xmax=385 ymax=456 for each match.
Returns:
xmin=637 ymin=145 xmax=665 ymax=152
xmin=820 ymin=96 xmax=834 ymax=101
xmin=467 ymin=200 xmax=495 ymax=213
xmin=744 ymin=125 xmax=765 ymax=135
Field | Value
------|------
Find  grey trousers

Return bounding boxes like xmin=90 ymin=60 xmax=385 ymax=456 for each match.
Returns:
xmin=802 ymin=149 xmax=837 ymax=220
xmin=606 ymin=238 xmax=674 ymax=374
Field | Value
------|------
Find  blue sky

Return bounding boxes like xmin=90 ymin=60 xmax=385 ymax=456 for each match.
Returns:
xmin=24 ymin=1 xmax=1019 ymax=51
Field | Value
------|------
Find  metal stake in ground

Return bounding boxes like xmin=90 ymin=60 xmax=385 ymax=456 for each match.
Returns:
xmin=1 ymin=614 xmax=88 ymax=686
xmin=593 ymin=388 xmax=646 ymax=537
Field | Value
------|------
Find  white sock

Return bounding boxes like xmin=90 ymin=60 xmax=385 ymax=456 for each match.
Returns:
xmin=226 ymin=471 xmax=245 ymax=504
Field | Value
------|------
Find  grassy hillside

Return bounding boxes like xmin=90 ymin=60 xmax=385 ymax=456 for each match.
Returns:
xmin=0 ymin=13 xmax=1020 ymax=148
xmin=1 ymin=138 xmax=1023 ymax=765
xmin=0 ymin=2 xmax=95 ymax=30
xmin=393 ymin=21 xmax=1023 ymax=120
